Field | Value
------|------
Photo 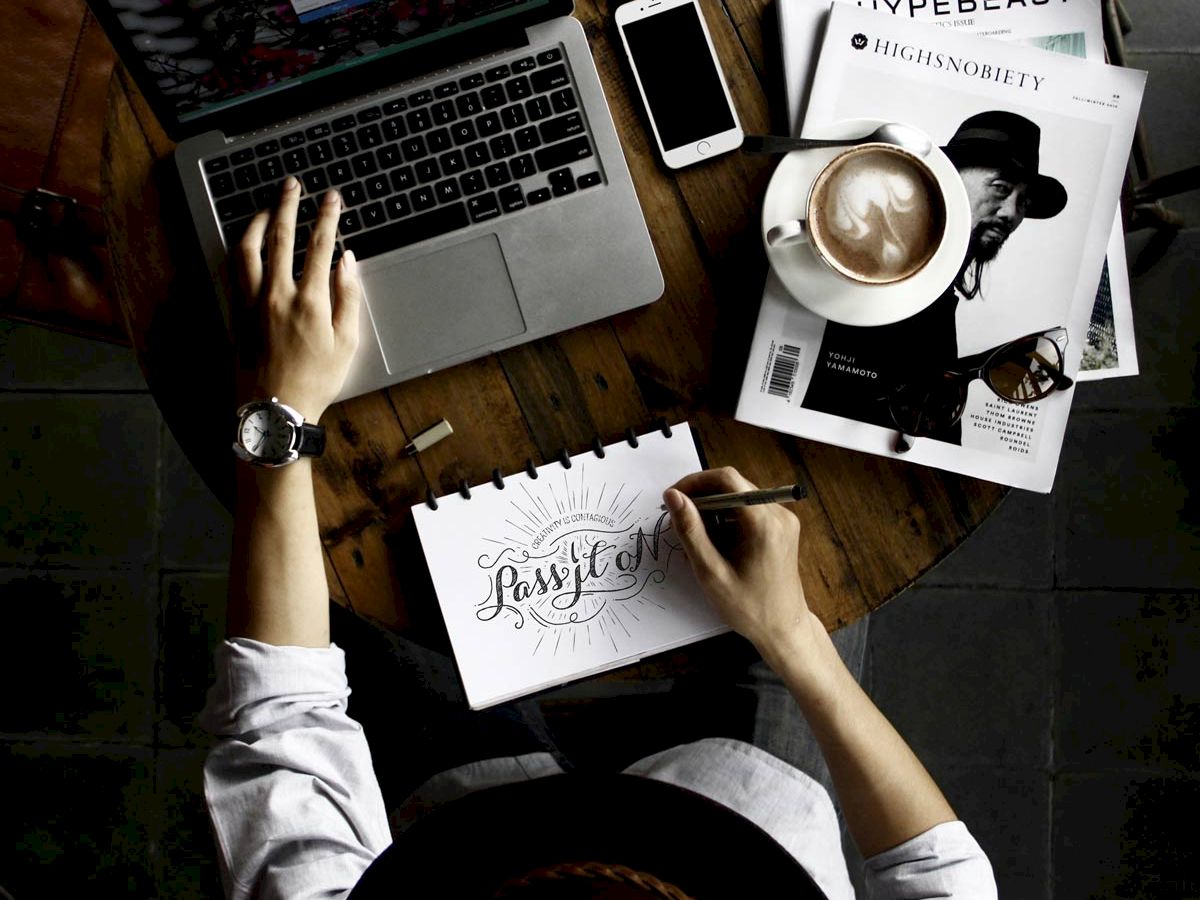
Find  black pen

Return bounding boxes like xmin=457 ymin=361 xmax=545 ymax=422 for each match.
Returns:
xmin=662 ymin=483 xmax=808 ymax=512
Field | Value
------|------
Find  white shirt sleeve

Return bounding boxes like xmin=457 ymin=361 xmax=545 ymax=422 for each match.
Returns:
xmin=198 ymin=638 xmax=393 ymax=900
xmin=863 ymin=820 xmax=998 ymax=900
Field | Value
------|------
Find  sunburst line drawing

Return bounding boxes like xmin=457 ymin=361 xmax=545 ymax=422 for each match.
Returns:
xmin=511 ymin=499 xmax=543 ymax=529
xmin=607 ymin=484 xmax=624 ymax=517
xmin=505 ymin=518 xmax=536 ymax=537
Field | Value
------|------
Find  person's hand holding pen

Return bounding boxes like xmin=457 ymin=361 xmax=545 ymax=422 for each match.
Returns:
xmin=663 ymin=467 xmax=822 ymax=672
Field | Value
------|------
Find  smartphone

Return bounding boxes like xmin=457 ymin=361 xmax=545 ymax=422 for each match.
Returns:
xmin=615 ymin=0 xmax=743 ymax=170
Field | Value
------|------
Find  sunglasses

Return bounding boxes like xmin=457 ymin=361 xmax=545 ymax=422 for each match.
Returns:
xmin=887 ymin=327 xmax=1074 ymax=453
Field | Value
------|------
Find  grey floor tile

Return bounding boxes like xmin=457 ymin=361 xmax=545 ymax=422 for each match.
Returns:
xmin=867 ymin=588 xmax=1053 ymax=768
xmin=0 ymin=741 xmax=156 ymax=895
xmin=1119 ymin=1 xmax=1200 ymax=53
xmin=918 ymin=488 xmax=1054 ymax=590
xmin=1054 ymin=772 xmax=1200 ymax=900
xmin=1074 ymin=229 xmax=1200 ymax=411
xmin=1055 ymin=591 xmax=1199 ymax=772
xmin=0 ymin=394 xmax=161 ymax=567
xmin=0 ymin=320 xmax=147 ymax=392
xmin=1055 ymin=410 xmax=1200 ymax=590
xmin=155 ymin=749 xmax=224 ymax=900
xmin=159 ymin=573 xmax=227 ymax=748
xmin=161 ymin=423 xmax=233 ymax=570
xmin=0 ymin=569 xmax=156 ymax=742
xmin=930 ymin=764 xmax=1050 ymax=900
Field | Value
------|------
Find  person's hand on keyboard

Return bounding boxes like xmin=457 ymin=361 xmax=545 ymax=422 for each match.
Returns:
xmin=234 ymin=178 xmax=362 ymax=423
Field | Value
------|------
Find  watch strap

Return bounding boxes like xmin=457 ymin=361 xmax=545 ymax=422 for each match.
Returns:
xmin=295 ymin=422 xmax=326 ymax=457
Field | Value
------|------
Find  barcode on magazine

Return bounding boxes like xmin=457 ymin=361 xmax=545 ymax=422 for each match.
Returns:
xmin=767 ymin=343 xmax=802 ymax=400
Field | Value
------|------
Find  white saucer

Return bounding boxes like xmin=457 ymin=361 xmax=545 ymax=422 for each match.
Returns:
xmin=762 ymin=118 xmax=971 ymax=327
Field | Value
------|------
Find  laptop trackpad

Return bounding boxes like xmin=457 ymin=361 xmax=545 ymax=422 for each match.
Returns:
xmin=364 ymin=234 xmax=526 ymax=375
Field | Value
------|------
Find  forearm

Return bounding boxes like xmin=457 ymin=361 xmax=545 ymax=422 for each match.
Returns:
xmin=764 ymin=613 xmax=957 ymax=859
xmin=228 ymin=460 xmax=331 ymax=647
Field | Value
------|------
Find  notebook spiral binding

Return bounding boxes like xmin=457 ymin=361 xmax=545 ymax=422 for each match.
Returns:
xmin=423 ymin=418 xmax=675 ymax=510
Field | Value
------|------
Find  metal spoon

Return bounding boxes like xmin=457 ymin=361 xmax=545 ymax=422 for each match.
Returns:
xmin=742 ymin=123 xmax=934 ymax=157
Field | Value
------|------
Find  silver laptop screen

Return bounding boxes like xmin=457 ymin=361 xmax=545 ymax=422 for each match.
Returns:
xmin=99 ymin=0 xmax=550 ymax=123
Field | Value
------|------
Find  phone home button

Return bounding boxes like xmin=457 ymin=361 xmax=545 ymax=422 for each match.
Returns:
xmin=696 ymin=140 xmax=711 ymax=156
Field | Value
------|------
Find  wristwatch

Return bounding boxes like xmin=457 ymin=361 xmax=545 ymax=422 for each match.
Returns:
xmin=233 ymin=397 xmax=326 ymax=467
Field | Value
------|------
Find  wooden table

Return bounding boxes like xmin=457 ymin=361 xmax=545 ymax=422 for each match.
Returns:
xmin=100 ymin=0 xmax=1005 ymax=650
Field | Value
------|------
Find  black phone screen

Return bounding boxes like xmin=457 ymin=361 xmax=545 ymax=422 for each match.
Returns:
xmin=622 ymin=2 xmax=736 ymax=151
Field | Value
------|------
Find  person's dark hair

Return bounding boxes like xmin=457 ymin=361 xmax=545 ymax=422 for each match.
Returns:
xmin=493 ymin=861 xmax=692 ymax=899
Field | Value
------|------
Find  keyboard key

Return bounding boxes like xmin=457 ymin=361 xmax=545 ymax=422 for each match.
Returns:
xmin=527 ymin=187 xmax=551 ymax=205
xmin=253 ymin=185 xmax=279 ymax=210
xmin=234 ymin=165 xmax=260 ymax=190
xmin=309 ymin=140 xmax=333 ymax=164
xmin=361 ymin=201 xmax=386 ymax=229
xmin=550 ymin=88 xmax=577 ymax=113
xmin=231 ymin=147 xmax=255 ymax=165
xmin=406 ymin=108 xmax=432 ymax=132
xmin=333 ymin=133 xmax=358 ymax=157
xmin=385 ymin=194 xmax=411 ymax=219
xmin=536 ymin=48 xmax=562 ymax=66
xmin=357 ymin=123 xmax=383 ymax=149
xmin=255 ymin=139 xmax=280 ymax=157
xmin=450 ymin=121 xmax=478 ymax=146
xmin=440 ymin=149 xmax=466 ymax=175
xmin=501 ymin=103 xmax=528 ymax=130
xmin=468 ymin=192 xmax=501 ymax=222
xmin=258 ymin=157 xmax=283 ymax=181
xmin=383 ymin=97 xmax=408 ymax=115
xmin=294 ymin=224 xmax=311 ymax=252
xmin=298 ymin=197 xmax=319 ymax=222
xmin=456 ymin=92 xmax=483 ymax=117
xmin=459 ymin=73 xmax=485 ymax=90
xmin=525 ymin=96 xmax=552 ymax=121
xmin=435 ymin=178 xmax=461 ymax=203
xmin=283 ymin=148 xmax=308 ymax=173
xmin=333 ymin=115 xmax=357 ymax=131
xmin=415 ymin=159 xmax=441 ymax=183
xmin=351 ymin=152 xmax=378 ymax=178
xmin=434 ymin=81 xmax=459 ymax=98
xmin=343 ymin=182 xmax=367 ymax=207
xmin=217 ymin=193 xmax=255 ymax=222
xmin=489 ymin=134 xmax=516 ymax=159
xmin=209 ymin=171 xmax=235 ymax=197
xmin=432 ymin=101 xmax=457 ymax=125
xmin=484 ymin=162 xmax=511 ymax=187
xmin=510 ymin=154 xmax=536 ymax=179
xmin=532 ymin=65 xmax=570 ymax=93
xmin=223 ymin=216 xmax=252 ymax=246
xmin=343 ymin=202 xmax=470 ymax=260
xmin=282 ymin=131 xmax=306 ymax=148
xmin=366 ymin=174 xmax=391 ymax=199
xmin=411 ymin=186 xmax=437 ymax=211
xmin=204 ymin=156 xmax=229 ymax=174
xmin=383 ymin=116 xmax=407 ymax=142
xmin=481 ymin=85 xmax=506 ymax=109
xmin=515 ymin=127 xmax=541 ymax=151
xmin=549 ymin=167 xmax=576 ymax=197
xmin=577 ymin=171 xmax=602 ymax=189
xmin=391 ymin=166 xmax=416 ymax=191
xmin=499 ymin=184 xmax=526 ymax=212
xmin=357 ymin=106 xmax=382 ymax=123
xmin=305 ymin=123 xmax=332 ymax=139
xmin=535 ymin=136 xmax=592 ymax=171
xmin=292 ymin=251 xmax=306 ymax=280
xmin=377 ymin=144 xmax=403 ymax=170
xmin=401 ymin=136 xmax=428 ymax=161
xmin=327 ymin=160 xmax=354 ymax=185
xmin=539 ymin=112 xmax=584 ymax=145
xmin=476 ymin=112 xmax=502 ymax=137
xmin=512 ymin=56 xmax=536 ymax=72
xmin=465 ymin=142 xmax=491 ymax=167
xmin=339 ymin=209 xmax=362 ymax=234
xmin=427 ymin=128 xmax=452 ymax=154
xmin=409 ymin=89 xmax=433 ymax=106
xmin=303 ymin=169 xmax=330 ymax=194
xmin=506 ymin=76 xmax=532 ymax=102
xmin=485 ymin=64 xmax=511 ymax=82
xmin=460 ymin=171 xmax=486 ymax=195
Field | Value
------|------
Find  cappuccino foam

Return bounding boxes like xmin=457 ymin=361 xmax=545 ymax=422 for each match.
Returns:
xmin=808 ymin=145 xmax=945 ymax=285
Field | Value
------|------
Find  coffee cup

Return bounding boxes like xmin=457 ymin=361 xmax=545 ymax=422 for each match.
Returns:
xmin=766 ymin=142 xmax=947 ymax=287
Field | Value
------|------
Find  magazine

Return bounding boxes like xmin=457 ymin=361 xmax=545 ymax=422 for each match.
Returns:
xmin=777 ymin=0 xmax=1137 ymax=380
xmin=735 ymin=4 xmax=1145 ymax=491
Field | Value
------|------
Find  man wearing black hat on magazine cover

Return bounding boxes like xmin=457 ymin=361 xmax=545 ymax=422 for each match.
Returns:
xmin=800 ymin=110 xmax=1069 ymax=445
xmin=201 ymin=178 xmax=997 ymax=898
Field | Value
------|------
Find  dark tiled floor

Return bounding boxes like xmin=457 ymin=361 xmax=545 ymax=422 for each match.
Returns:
xmin=2 ymin=4 xmax=1197 ymax=895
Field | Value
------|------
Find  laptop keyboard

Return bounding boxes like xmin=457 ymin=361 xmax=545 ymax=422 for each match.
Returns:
xmin=201 ymin=48 xmax=603 ymax=278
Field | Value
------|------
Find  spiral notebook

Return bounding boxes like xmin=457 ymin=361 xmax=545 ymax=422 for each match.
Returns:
xmin=412 ymin=422 xmax=728 ymax=709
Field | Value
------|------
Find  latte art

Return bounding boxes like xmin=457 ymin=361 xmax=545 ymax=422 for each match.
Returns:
xmin=807 ymin=144 xmax=946 ymax=285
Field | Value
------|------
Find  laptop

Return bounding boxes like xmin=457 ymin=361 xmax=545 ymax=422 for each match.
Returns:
xmin=88 ymin=0 xmax=663 ymax=402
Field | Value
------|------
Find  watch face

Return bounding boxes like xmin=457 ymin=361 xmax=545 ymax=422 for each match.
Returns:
xmin=240 ymin=406 xmax=294 ymax=460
